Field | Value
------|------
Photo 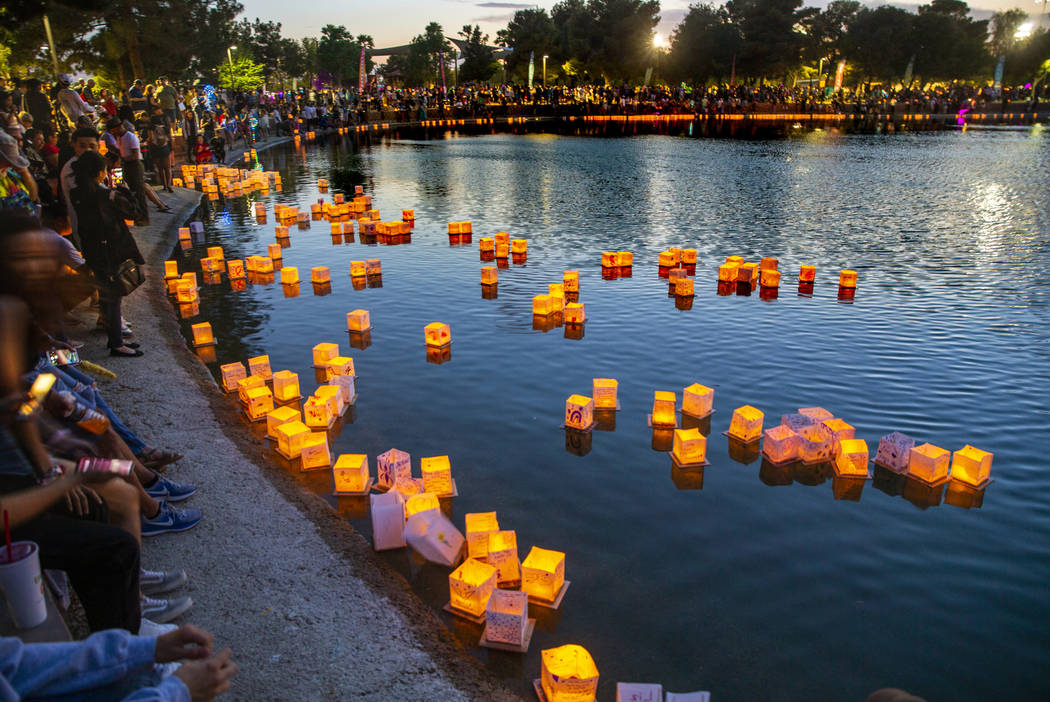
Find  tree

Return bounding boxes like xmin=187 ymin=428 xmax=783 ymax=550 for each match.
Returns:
xmin=669 ymin=3 xmax=741 ymax=85
xmin=548 ymin=0 xmax=660 ymax=83
xmin=801 ymin=0 xmax=860 ymax=64
xmin=496 ymin=8 xmax=556 ymax=80
xmin=913 ymin=0 xmax=991 ymax=84
xmin=403 ymin=22 xmax=453 ymax=87
xmin=457 ymin=25 xmax=498 ymax=83
xmin=217 ymin=51 xmax=264 ymax=90
xmin=988 ymin=8 xmax=1029 ymax=56
xmin=317 ymin=25 xmax=355 ymax=87
xmin=232 ymin=18 xmax=284 ymax=77
xmin=725 ymin=0 xmax=812 ymax=81
xmin=841 ymin=6 xmax=916 ymax=85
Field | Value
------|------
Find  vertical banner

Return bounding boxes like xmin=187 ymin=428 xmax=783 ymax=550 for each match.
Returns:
xmin=903 ymin=55 xmax=915 ymax=88
xmin=729 ymin=54 xmax=736 ymax=88
xmin=439 ymin=49 xmax=447 ymax=94
xmin=834 ymin=60 xmax=846 ymax=91
xmin=643 ymin=66 xmax=653 ymax=87
xmin=358 ymin=47 xmax=366 ymax=92
xmin=528 ymin=51 xmax=535 ymax=89
xmin=994 ymin=55 xmax=1005 ymax=90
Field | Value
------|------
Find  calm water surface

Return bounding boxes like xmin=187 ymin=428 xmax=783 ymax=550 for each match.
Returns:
xmin=173 ymin=127 xmax=1050 ymax=701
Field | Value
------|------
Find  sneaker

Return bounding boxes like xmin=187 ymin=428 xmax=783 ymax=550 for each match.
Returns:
xmin=139 ymin=617 xmax=178 ymax=636
xmin=141 ymin=595 xmax=193 ymax=623
xmin=145 ymin=476 xmax=197 ymax=502
xmin=140 ymin=568 xmax=188 ymax=595
xmin=141 ymin=501 xmax=202 ymax=536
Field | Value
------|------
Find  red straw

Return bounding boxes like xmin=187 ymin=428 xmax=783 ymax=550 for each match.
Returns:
xmin=3 ymin=509 xmax=10 ymax=563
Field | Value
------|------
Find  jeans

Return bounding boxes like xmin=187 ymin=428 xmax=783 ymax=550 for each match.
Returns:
xmin=100 ymin=289 xmax=124 ymax=349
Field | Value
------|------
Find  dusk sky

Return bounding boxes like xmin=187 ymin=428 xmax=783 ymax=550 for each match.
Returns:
xmin=236 ymin=0 xmax=1046 ymax=48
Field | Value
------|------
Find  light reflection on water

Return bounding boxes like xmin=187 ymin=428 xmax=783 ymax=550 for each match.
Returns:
xmin=175 ymin=128 xmax=1050 ymax=702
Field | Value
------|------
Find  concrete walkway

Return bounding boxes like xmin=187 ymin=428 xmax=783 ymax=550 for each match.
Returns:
xmin=72 ymin=187 xmax=521 ymax=701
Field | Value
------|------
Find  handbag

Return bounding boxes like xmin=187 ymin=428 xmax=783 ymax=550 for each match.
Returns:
xmin=108 ymin=258 xmax=145 ymax=296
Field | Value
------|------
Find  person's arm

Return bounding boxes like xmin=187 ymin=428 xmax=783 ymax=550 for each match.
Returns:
xmin=0 ymin=471 xmax=84 ymax=527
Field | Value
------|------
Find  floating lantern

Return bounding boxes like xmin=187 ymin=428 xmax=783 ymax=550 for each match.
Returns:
xmin=376 ymin=448 xmax=411 ymax=490
xmin=309 ymin=203 xmax=321 ymax=215
xmin=424 ymin=322 xmax=451 ymax=347
xmin=190 ymin=322 xmax=214 ymax=346
xmin=207 ymin=246 xmax=224 ymax=261
xmin=310 ymin=267 xmax=330 ymax=285
xmin=297 ymin=211 xmax=309 ymax=224
xmin=672 ymin=428 xmax=707 ymax=465
xmin=200 ymin=257 xmax=219 ymax=273
xmin=728 ymin=405 xmax=764 ymax=442
xmin=248 ymin=355 xmax=271 ymax=379
xmin=448 ymin=558 xmax=497 ymax=618
xmin=565 ymin=394 xmax=594 ymax=431
xmin=834 ymin=439 xmax=870 ymax=477
xmin=488 ymin=530 xmax=520 ymax=585
xmin=370 ymin=491 xmax=406 ymax=551
xmin=564 ymin=270 xmax=579 ymax=292
xmin=346 ymin=309 xmax=371 ymax=332
xmin=681 ymin=249 xmax=697 ymax=265
xmin=354 ymin=185 xmax=363 ymax=195
xmin=875 ymin=432 xmax=915 ymax=472
xmin=651 ymin=391 xmax=677 ymax=428
xmin=480 ymin=237 xmax=495 ymax=252
xmin=465 ymin=512 xmax=499 ymax=560
xmin=908 ymin=443 xmax=950 ymax=484
xmin=738 ymin=262 xmax=759 ymax=285
xmin=226 ymin=259 xmax=245 ymax=279
xmin=365 ymin=259 xmax=381 ymax=275
xmin=481 ymin=267 xmax=498 ymax=285
xmin=280 ymin=266 xmax=299 ymax=285
xmin=315 ymin=384 xmax=343 ymax=416
xmin=312 ymin=342 xmax=339 ymax=367
xmin=271 ymin=370 xmax=300 ymax=402
xmin=511 ymin=239 xmax=527 ymax=254
xmin=420 ymin=455 xmax=454 ymax=496
xmin=760 ymin=256 xmax=778 ymax=271
xmin=601 ymin=252 xmax=617 ymax=268
xmin=798 ymin=423 xmax=834 ymax=464
xmin=324 ymin=356 xmax=355 ymax=380
xmin=303 ymin=396 xmax=334 ymax=429
xmin=256 ymin=258 xmax=274 ymax=274
xmin=760 ymin=269 xmax=781 ymax=288
xmin=317 ymin=178 xmax=328 ymax=189
xmin=675 ymin=278 xmax=694 ymax=297
xmin=300 ymin=432 xmax=331 ymax=470
xmin=486 ymin=590 xmax=529 ymax=646
xmin=333 ymin=454 xmax=370 ymax=494
xmin=658 ymin=251 xmax=676 ymax=267
xmin=950 ymin=445 xmax=993 ymax=487
xmin=268 ymin=244 xmax=282 ymax=260
xmin=839 ymin=269 xmax=857 ymax=288
xmin=763 ymin=424 xmax=800 ymax=464
xmin=405 ymin=492 xmax=440 ymax=519
xmin=521 ymin=546 xmax=566 ymax=605
xmin=799 ymin=407 xmax=834 ymax=422
xmin=236 ymin=375 xmax=265 ymax=404
xmin=495 ymin=243 xmax=510 ymax=259
xmin=349 ymin=260 xmax=366 ymax=277
xmin=164 ymin=260 xmax=178 ymax=278
xmin=681 ymin=383 xmax=713 ymax=418
xmin=178 ymin=227 xmax=190 ymax=240
xmin=718 ymin=263 xmax=739 ymax=282
xmin=244 ymin=386 xmax=274 ymax=421
xmin=540 ymin=645 xmax=599 ymax=702
xmin=329 ymin=222 xmax=342 ymax=236
xmin=220 ymin=362 xmax=247 ymax=392
xmin=822 ymin=418 xmax=855 ymax=453
xmin=265 ymin=405 xmax=300 ymax=439
xmin=460 ymin=222 xmax=473 ymax=234
xmin=533 ymin=294 xmax=555 ymax=316
xmin=592 ymin=378 xmax=618 ymax=410
xmin=402 ymin=209 xmax=414 ymax=221
xmin=175 ymin=280 xmax=197 ymax=303
xmin=394 ymin=477 xmax=423 ymax=499
xmin=564 ymin=302 xmax=585 ymax=324
xmin=668 ymin=268 xmax=686 ymax=285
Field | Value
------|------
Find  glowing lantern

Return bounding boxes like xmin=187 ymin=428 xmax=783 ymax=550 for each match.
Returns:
xmin=760 ymin=256 xmax=778 ymax=271
xmin=822 ymin=418 xmax=855 ymax=453
xmin=481 ymin=267 xmax=498 ymax=285
xmin=265 ymin=405 xmax=300 ymax=439
xmin=394 ymin=477 xmax=423 ymax=499
xmin=564 ymin=302 xmax=585 ymax=324
xmin=175 ymin=280 xmax=196 ymax=303
xmin=236 ymin=375 xmax=265 ymax=404
xmin=541 ymin=645 xmax=599 ymax=702
xmin=354 ymin=185 xmax=363 ymax=195
xmin=591 ymin=378 xmax=618 ymax=410
xmin=601 ymin=252 xmax=617 ymax=268
xmin=798 ymin=423 xmax=834 ymax=464
xmin=839 ymin=269 xmax=857 ymax=288
xmin=271 ymin=370 xmax=300 ymax=403
xmin=738 ymin=262 xmax=758 ymax=284
xmin=875 ymin=432 xmax=915 ymax=471
xmin=310 ymin=267 xmax=330 ymax=285
xmin=616 ymin=251 xmax=633 ymax=267
xmin=658 ymin=251 xmax=676 ymax=267
xmin=349 ymin=261 xmax=366 ymax=277
xmin=511 ymin=239 xmax=527 ymax=255
xmin=227 ymin=259 xmax=244 ymax=279
xmin=333 ymin=454 xmax=370 ymax=494
xmin=799 ymin=407 xmax=834 ymax=422
xmin=346 ymin=309 xmax=371 ymax=332
xmin=718 ymin=263 xmax=739 ymax=282
xmin=280 ymin=266 xmax=299 ymax=285
xmin=317 ymin=178 xmax=327 ymax=189
xmin=681 ymin=249 xmax=697 ymax=265
xmin=206 ymin=246 xmax=224 ymax=261
xmin=521 ymin=547 xmax=566 ymax=605
xmin=178 ymin=227 xmax=190 ymax=240
xmin=402 ymin=209 xmax=414 ymax=221
xmin=274 ymin=421 xmax=310 ymax=459
xmin=244 ymin=386 xmax=274 ymax=421
xmin=908 ymin=443 xmax=950 ymax=484
xmin=651 ymin=391 xmax=677 ymax=428
xmin=365 ymin=259 xmax=381 ymax=275
xmin=324 ymin=356 xmax=355 ymax=380
xmin=668 ymin=269 xmax=686 ymax=285
xmin=565 ymin=394 xmax=594 ymax=431
xmin=725 ymin=255 xmax=743 ymax=265
xmin=672 ymin=428 xmax=707 ymax=465
xmin=950 ymin=445 xmax=993 ymax=486
xmin=329 ymin=222 xmax=342 ymax=236
xmin=200 ymin=257 xmax=221 ymax=273
xmin=465 ymin=512 xmax=499 ymax=560
xmin=460 ymin=222 xmax=472 ymax=234
xmin=370 ymin=491 xmax=406 ymax=551
xmin=834 ymin=438 xmax=870 ymax=477
xmin=760 ymin=269 xmax=781 ymax=288
xmin=309 ymin=203 xmax=321 ymax=215
xmin=488 ymin=530 xmax=520 ymax=585
xmin=564 ymin=270 xmax=579 ymax=292
xmin=681 ymin=383 xmax=713 ymax=418
xmin=220 ymin=362 xmax=246 ymax=392
xmin=275 ymin=225 xmax=290 ymax=239
xmin=728 ymin=405 xmax=764 ymax=442
xmin=405 ymin=492 xmax=440 ymax=518
xmin=675 ymin=278 xmax=694 ymax=296
xmin=248 ymin=355 xmax=272 ymax=379
xmin=448 ymin=558 xmax=497 ymax=618
xmin=268 ymin=244 xmax=282 ymax=260
xmin=300 ymin=432 xmax=330 ymax=470
xmin=164 ymin=260 xmax=178 ymax=278
xmin=191 ymin=322 xmax=214 ymax=346
xmin=376 ymin=448 xmax=411 ymax=490
xmin=763 ymin=424 xmax=800 ymax=464
xmin=420 ymin=455 xmax=454 ymax=496
xmin=312 ymin=343 xmax=338 ymax=367
xmin=480 ymin=237 xmax=495 ymax=252
xmin=424 ymin=322 xmax=451 ymax=347
xmin=486 ymin=590 xmax=529 ymax=645
xmin=495 ymin=243 xmax=510 ymax=258
xmin=315 ymin=384 xmax=342 ymax=416
xmin=533 ymin=294 xmax=555 ymax=316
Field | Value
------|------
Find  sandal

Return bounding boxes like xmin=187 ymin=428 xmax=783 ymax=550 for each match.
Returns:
xmin=109 ymin=347 xmax=144 ymax=357
xmin=137 ymin=447 xmax=184 ymax=470
xmin=156 ymin=206 xmax=174 ymax=214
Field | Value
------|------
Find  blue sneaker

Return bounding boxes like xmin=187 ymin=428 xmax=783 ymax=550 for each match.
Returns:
xmin=142 ymin=502 xmax=202 ymax=537
xmin=145 ymin=476 xmax=197 ymax=503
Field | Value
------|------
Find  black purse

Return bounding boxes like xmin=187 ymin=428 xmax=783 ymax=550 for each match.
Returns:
xmin=108 ymin=258 xmax=145 ymax=296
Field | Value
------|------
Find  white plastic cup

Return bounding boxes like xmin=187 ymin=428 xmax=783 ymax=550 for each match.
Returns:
xmin=0 ymin=542 xmax=47 ymax=629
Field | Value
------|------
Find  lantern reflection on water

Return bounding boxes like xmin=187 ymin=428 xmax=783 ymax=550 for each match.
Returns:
xmin=448 ymin=558 xmax=497 ymax=618
xmin=540 ymin=644 xmax=599 ymax=702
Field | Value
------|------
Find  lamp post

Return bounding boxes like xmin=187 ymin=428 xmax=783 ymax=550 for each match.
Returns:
xmin=226 ymin=45 xmax=237 ymax=90
xmin=1038 ymin=0 xmax=1048 ymax=28
xmin=543 ymin=54 xmax=548 ymax=89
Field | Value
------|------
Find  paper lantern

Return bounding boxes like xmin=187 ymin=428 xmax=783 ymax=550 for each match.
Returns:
xmin=839 ymin=269 xmax=857 ymax=288
xmin=763 ymin=425 xmax=800 ymax=464
xmin=798 ymin=264 xmax=816 ymax=282
xmin=548 ymin=289 xmax=564 ymax=312
xmin=834 ymin=439 xmax=869 ymax=477
xmin=760 ymin=256 xmax=778 ymax=271
xmin=274 ymin=420 xmax=310 ymax=459
xmin=424 ymin=322 xmax=451 ymax=347
xmin=401 ymin=209 xmax=413 ymax=221
xmin=822 ymin=418 xmax=855 ymax=453
xmin=658 ymin=251 xmax=676 ymax=267
xmin=672 ymin=428 xmax=707 ymax=465
xmin=651 ymin=391 xmax=677 ymax=428
xmin=488 ymin=531 xmax=520 ymax=585
xmin=448 ymin=558 xmax=497 ymax=618
xmin=420 ymin=455 xmax=453 ymax=496
xmin=950 ymin=445 xmax=993 ymax=486
xmin=349 ymin=260 xmax=366 ymax=278
xmin=738 ymin=262 xmax=758 ymax=284
xmin=236 ymin=375 xmax=265 ymax=404
xmin=164 ymin=260 xmax=178 ymax=278
xmin=564 ymin=302 xmax=585 ymax=324
xmin=593 ymin=378 xmax=618 ymax=410
xmin=533 ymin=294 xmax=555 ymax=316
xmin=681 ymin=383 xmax=713 ymax=417
xmin=908 ymin=443 xmax=950 ymax=484
xmin=271 ymin=370 xmax=299 ymax=403
xmin=268 ymin=244 xmax=283 ymax=261
xmin=675 ymin=278 xmax=694 ymax=297
xmin=324 ymin=356 xmax=355 ymax=380
xmin=191 ymin=322 xmax=214 ymax=346
xmin=681 ymin=249 xmax=697 ymax=265
xmin=206 ymin=246 xmax=224 ymax=261
xmin=799 ymin=407 xmax=834 ymax=422
xmin=309 ymin=203 xmax=321 ymax=215
xmin=328 ymin=375 xmax=356 ymax=407
xmin=394 ymin=477 xmax=423 ymax=499
xmin=564 ymin=270 xmax=579 ymax=292
xmin=874 ymin=432 xmax=915 ymax=471
xmin=405 ymin=492 xmax=440 ymax=518
xmin=226 ymin=259 xmax=244 ymax=278
xmin=521 ymin=546 xmax=565 ymax=603
xmin=541 ymin=644 xmax=599 ymax=702
xmin=311 ymin=343 xmax=338 ymax=368
xmin=248 ymin=355 xmax=272 ymax=379
xmin=346 ymin=309 xmax=370 ymax=332
xmin=376 ymin=448 xmax=411 ymax=490
xmin=371 ymin=491 xmax=406 ymax=551
xmin=244 ymin=386 xmax=273 ymax=421
xmin=333 ymin=454 xmax=369 ymax=494
xmin=365 ymin=259 xmax=381 ymax=275
xmin=465 ymin=512 xmax=499 ymax=560
xmin=728 ymin=405 xmax=764 ymax=441
xmin=280 ymin=266 xmax=299 ymax=285
xmin=565 ymin=394 xmax=594 ymax=431
xmin=300 ymin=432 xmax=330 ymax=470
xmin=512 ymin=239 xmax=527 ymax=254
xmin=175 ymin=280 xmax=197 ymax=303
xmin=718 ymin=263 xmax=739 ymax=282
xmin=486 ymin=590 xmax=529 ymax=645
xmin=314 ymin=384 xmax=342 ymax=416
xmin=266 ymin=405 xmax=300 ymax=439
xmin=220 ymin=362 xmax=247 ymax=392
xmin=178 ymin=227 xmax=190 ymax=240
xmin=760 ymin=269 xmax=781 ymax=288
xmin=616 ymin=684 xmax=663 ymax=702
xmin=480 ymin=237 xmax=495 ymax=252
xmin=798 ymin=423 xmax=834 ymax=464
xmin=668 ymin=269 xmax=686 ymax=285
xmin=495 ymin=243 xmax=510 ymax=258
xmin=602 ymin=251 xmax=617 ymax=268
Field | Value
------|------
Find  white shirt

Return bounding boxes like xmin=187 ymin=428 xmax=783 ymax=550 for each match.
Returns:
xmin=57 ymin=88 xmax=93 ymax=123
xmin=117 ymin=130 xmax=141 ymax=161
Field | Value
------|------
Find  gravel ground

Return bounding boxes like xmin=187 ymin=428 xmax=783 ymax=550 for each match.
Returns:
xmin=71 ymin=187 xmax=522 ymax=702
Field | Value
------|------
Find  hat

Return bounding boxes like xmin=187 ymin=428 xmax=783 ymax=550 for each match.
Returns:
xmin=0 ymin=130 xmax=29 ymax=169
xmin=57 ymin=74 xmax=72 ymax=84
xmin=105 ymin=117 xmax=122 ymax=130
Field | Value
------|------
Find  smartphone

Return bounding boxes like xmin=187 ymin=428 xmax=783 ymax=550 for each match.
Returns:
xmin=47 ymin=348 xmax=80 ymax=366
xmin=76 ymin=457 xmax=133 ymax=477
xmin=18 ymin=373 xmax=56 ymax=418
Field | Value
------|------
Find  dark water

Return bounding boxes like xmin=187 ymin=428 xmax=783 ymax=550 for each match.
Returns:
xmin=172 ymin=127 xmax=1050 ymax=702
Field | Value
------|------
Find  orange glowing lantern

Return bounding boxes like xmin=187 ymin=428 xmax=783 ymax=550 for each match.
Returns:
xmin=601 ymin=251 xmax=617 ymax=268
xmin=346 ymin=309 xmax=370 ymax=332
xmin=248 ymin=355 xmax=271 ymax=379
xmin=616 ymin=251 xmax=633 ymax=267
xmin=164 ymin=260 xmax=179 ymax=279
xmin=675 ymin=278 xmax=694 ymax=297
xmin=718 ymin=263 xmax=739 ymax=282
xmin=908 ymin=443 xmax=950 ymax=484
xmin=402 ymin=209 xmax=414 ymax=221
xmin=226 ymin=259 xmax=245 ymax=279
xmin=175 ymin=280 xmax=197 ymax=303
xmin=760 ymin=269 xmax=781 ymax=288
xmin=658 ymin=251 xmax=676 ymax=267
xmin=280 ymin=266 xmax=299 ymax=285
xmin=324 ymin=356 xmax=355 ymax=380
xmin=760 ymin=256 xmax=778 ymax=271
xmin=533 ymin=294 xmax=555 ymax=316
xmin=365 ymin=259 xmax=381 ymax=275
xmin=333 ymin=454 xmax=370 ymax=494
xmin=651 ymin=391 xmax=677 ymax=428
xmin=376 ymin=448 xmax=411 ymax=490
xmin=681 ymin=249 xmax=697 ymax=265
xmin=405 ymin=492 xmax=440 ymax=519
xmin=244 ymin=386 xmax=274 ymax=421
xmin=834 ymin=438 xmax=870 ymax=477
xmin=493 ymin=232 xmax=509 ymax=247
xmin=521 ymin=546 xmax=565 ymax=604
xmin=541 ymin=645 xmax=599 ymax=702
xmin=424 ymin=322 xmax=451 ymax=347
xmin=563 ymin=270 xmax=579 ymax=292
xmin=681 ymin=383 xmax=713 ymax=418
xmin=564 ymin=302 xmax=585 ymax=323
xmin=309 ymin=203 xmax=321 ymax=215
xmin=799 ymin=407 xmax=834 ymax=422
xmin=178 ymin=227 xmax=190 ymax=240
xmin=300 ymin=432 xmax=331 ymax=470
xmin=798 ymin=423 xmax=834 ymax=464
xmin=728 ymin=405 xmax=764 ymax=441
xmin=297 ymin=212 xmax=309 ymax=224
xmin=738 ymin=262 xmax=758 ymax=284
xmin=480 ymin=237 xmax=495 ymax=252
xmin=275 ymin=225 xmax=289 ymax=238
xmin=220 ymin=362 xmax=246 ymax=392
xmin=206 ymin=246 xmax=224 ymax=261
xmin=565 ymin=394 xmax=594 ymax=430
xmin=421 ymin=455 xmax=454 ymax=496
xmin=822 ymin=418 xmax=855 ymax=453
xmin=236 ymin=375 xmax=264 ymax=404
xmin=460 ymin=222 xmax=472 ymax=234
xmin=190 ymin=322 xmax=214 ymax=346
xmin=314 ymin=384 xmax=342 ymax=416
xmin=511 ymin=239 xmax=527 ymax=254
xmin=317 ymin=178 xmax=328 ymax=189
xmin=495 ymin=243 xmax=510 ymax=258
xmin=481 ymin=267 xmax=498 ymax=285
xmin=672 ymin=428 xmax=707 ymax=465
xmin=349 ymin=260 xmax=366 ymax=277
xmin=448 ymin=558 xmax=497 ymax=618
xmin=950 ymin=445 xmax=993 ymax=486
xmin=312 ymin=343 xmax=339 ymax=368
xmin=310 ymin=267 xmax=330 ymax=285
xmin=265 ymin=405 xmax=300 ymax=439
xmin=839 ymin=269 xmax=857 ymax=288
xmin=303 ymin=396 xmax=334 ymax=429
xmin=488 ymin=530 xmax=520 ymax=585
xmin=330 ymin=222 xmax=342 ymax=236
xmin=268 ymin=244 xmax=282 ymax=260
xmin=763 ymin=424 xmax=800 ymax=464
xmin=591 ymin=378 xmax=618 ymax=410
xmin=271 ymin=370 xmax=300 ymax=402
xmin=465 ymin=512 xmax=499 ymax=560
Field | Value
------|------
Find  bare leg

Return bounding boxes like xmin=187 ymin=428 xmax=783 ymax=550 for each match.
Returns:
xmin=96 ymin=429 xmax=161 ymax=518
xmin=93 ymin=477 xmax=142 ymax=543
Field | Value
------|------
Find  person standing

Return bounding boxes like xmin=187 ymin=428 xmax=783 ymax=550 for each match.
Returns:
xmin=22 ymin=79 xmax=52 ymax=131
xmin=127 ymin=80 xmax=147 ymax=113
xmin=105 ymin=118 xmax=171 ymax=225
xmin=156 ymin=77 xmax=178 ymax=125
xmin=55 ymin=75 xmax=94 ymax=130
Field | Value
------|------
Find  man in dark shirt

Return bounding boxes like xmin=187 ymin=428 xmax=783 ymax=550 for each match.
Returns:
xmin=128 ymin=79 xmax=147 ymax=113
xmin=23 ymin=79 xmax=53 ymax=130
